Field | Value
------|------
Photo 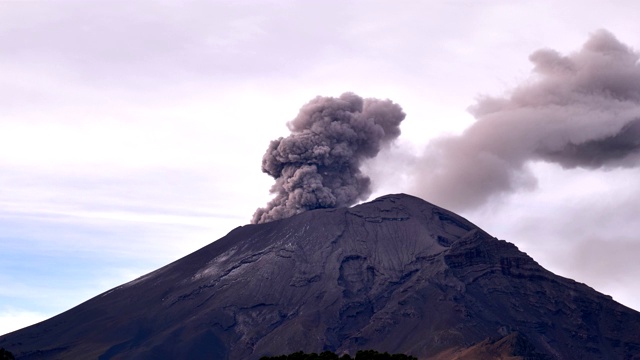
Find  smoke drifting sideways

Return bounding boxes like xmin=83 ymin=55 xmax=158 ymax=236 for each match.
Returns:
xmin=252 ymin=93 xmax=405 ymax=224
xmin=413 ymin=30 xmax=640 ymax=212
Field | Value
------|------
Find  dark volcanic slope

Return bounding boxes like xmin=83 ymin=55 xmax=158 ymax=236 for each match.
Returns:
xmin=2 ymin=194 xmax=640 ymax=360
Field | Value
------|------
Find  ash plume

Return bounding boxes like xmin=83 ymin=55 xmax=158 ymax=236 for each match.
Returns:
xmin=252 ymin=92 xmax=405 ymax=224
xmin=413 ymin=30 xmax=640 ymax=211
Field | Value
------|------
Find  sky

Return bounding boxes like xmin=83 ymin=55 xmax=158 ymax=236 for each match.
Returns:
xmin=1 ymin=0 xmax=640 ymax=335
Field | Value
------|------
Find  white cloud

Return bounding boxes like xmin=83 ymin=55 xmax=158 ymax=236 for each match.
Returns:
xmin=0 ymin=308 xmax=48 ymax=336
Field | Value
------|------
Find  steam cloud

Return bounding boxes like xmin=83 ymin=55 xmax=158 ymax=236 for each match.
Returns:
xmin=413 ymin=30 xmax=640 ymax=211
xmin=253 ymin=93 xmax=405 ymax=224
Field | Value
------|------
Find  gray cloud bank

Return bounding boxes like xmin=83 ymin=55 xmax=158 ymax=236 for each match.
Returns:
xmin=413 ymin=30 xmax=640 ymax=211
xmin=253 ymin=93 xmax=405 ymax=224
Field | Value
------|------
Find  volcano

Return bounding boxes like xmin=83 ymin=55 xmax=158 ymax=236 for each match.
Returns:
xmin=1 ymin=194 xmax=639 ymax=359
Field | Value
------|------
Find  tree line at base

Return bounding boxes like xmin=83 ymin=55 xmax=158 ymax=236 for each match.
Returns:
xmin=260 ymin=350 xmax=417 ymax=360
xmin=0 ymin=348 xmax=14 ymax=360
xmin=0 ymin=347 xmax=416 ymax=359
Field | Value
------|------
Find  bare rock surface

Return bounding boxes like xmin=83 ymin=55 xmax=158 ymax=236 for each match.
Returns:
xmin=1 ymin=194 xmax=639 ymax=359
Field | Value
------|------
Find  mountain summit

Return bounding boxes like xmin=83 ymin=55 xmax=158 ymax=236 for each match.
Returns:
xmin=2 ymin=194 xmax=639 ymax=359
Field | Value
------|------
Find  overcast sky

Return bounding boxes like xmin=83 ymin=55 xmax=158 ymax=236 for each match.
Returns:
xmin=2 ymin=0 xmax=640 ymax=335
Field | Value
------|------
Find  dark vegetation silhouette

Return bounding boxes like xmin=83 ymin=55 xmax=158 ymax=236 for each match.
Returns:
xmin=260 ymin=350 xmax=416 ymax=360
xmin=0 ymin=348 xmax=14 ymax=360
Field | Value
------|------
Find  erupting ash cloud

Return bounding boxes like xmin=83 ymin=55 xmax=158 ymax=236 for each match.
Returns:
xmin=414 ymin=30 xmax=640 ymax=211
xmin=253 ymin=93 xmax=405 ymax=224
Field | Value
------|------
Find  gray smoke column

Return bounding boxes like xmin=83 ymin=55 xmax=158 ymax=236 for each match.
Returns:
xmin=413 ymin=30 xmax=640 ymax=211
xmin=253 ymin=92 xmax=405 ymax=224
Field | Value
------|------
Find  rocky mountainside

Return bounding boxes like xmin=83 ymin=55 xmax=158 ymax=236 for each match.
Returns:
xmin=1 ymin=194 xmax=639 ymax=359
